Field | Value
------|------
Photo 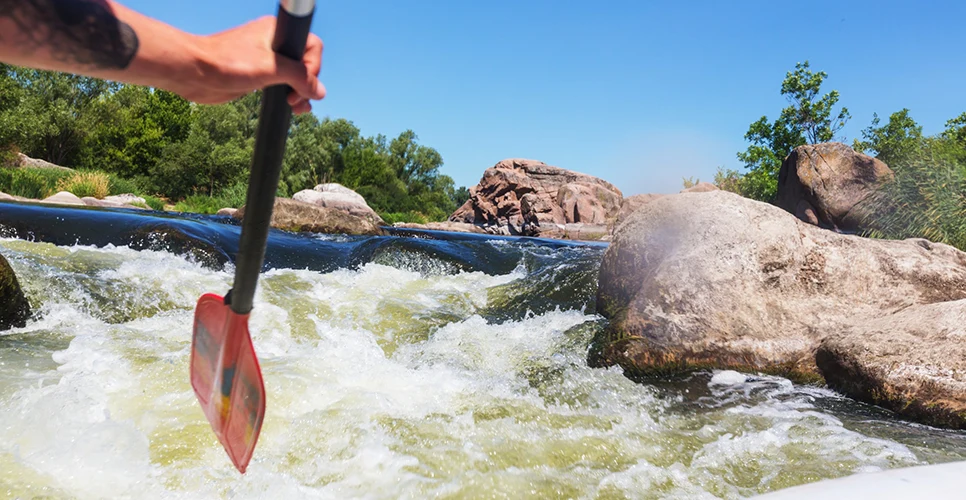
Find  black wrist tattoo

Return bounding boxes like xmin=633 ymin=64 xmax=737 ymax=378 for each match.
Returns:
xmin=0 ymin=0 xmax=139 ymax=69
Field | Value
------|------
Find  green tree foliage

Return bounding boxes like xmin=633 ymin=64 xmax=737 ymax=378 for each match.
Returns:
xmin=853 ymin=109 xmax=923 ymax=167
xmin=0 ymin=65 xmax=465 ymax=221
xmin=736 ymin=61 xmax=851 ymax=201
xmin=0 ymin=65 xmax=113 ymax=166
xmin=854 ymin=109 xmax=966 ymax=250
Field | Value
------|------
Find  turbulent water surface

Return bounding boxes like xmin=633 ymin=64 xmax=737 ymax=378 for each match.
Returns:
xmin=1 ymin=203 xmax=965 ymax=499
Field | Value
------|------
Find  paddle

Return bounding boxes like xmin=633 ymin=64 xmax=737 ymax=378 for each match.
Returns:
xmin=190 ymin=0 xmax=316 ymax=474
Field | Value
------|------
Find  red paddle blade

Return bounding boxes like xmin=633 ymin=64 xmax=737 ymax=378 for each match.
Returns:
xmin=190 ymin=293 xmax=266 ymax=473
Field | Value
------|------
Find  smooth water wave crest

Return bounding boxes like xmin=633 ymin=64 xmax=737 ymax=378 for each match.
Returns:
xmin=2 ymin=236 xmax=965 ymax=499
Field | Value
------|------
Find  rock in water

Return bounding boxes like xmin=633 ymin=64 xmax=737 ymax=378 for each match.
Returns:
xmin=817 ymin=299 xmax=966 ymax=429
xmin=292 ymin=183 xmax=385 ymax=225
xmin=235 ymin=198 xmax=385 ymax=236
xmin=0 ymin=252 xmax=30 ymax=330
xmin=450 ymin=158 xmax=622 ymax=238
xmin=593 ymin=190 xmax=966 ymax=385
xmin=776 ymin=142 xmax=893 ymax=232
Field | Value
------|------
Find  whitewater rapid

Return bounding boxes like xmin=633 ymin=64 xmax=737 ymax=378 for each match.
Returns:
xmin=1 ymin=237 xmax=964 ymax=499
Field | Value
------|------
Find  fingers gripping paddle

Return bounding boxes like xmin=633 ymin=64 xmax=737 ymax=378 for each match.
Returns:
xmin=190 ymin=0 xmax=315 ymax=474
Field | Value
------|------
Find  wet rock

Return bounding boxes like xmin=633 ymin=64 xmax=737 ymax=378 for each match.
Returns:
xmin=235 ymin=198 xmax=385 ymax=236
xmin=776 ymin=142 xmax=893 ymax=232
xmin=450 ymin=158 xmax=622 ymax=236
xmin=592 ymin=190 xmax=966 ymax=384
xmin=41 ymin=191 xmax=84 ymax=206
xmin=0 ymin=252 xmax=30 ymax=330
xmin=817 ymin=299 xmax=966 ymax=429
xmin=293 ymin=183 xmax=385 ymax=225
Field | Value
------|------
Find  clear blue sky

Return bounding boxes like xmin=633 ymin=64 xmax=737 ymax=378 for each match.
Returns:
xmin=123 ymin=0 xmax=966 ymax=195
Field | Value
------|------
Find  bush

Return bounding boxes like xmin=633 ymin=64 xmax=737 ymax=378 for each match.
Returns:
xmin=380 ymin=211 xmax=430 ymax=225
xmin=0 ymin=167 xmax=72 ymax=199
xmin=107 ymin=174 xmax=141 ymax=196
xmin=174 ymin=195 xmax=227 ymax=215
xmin=215 ymin=179 xmax=249 ymax=208
xmin=0 ymin=145 xmax=20 ymax=168
xmin=142 ymin=195 xmax=165 ymax=211
xmin=55 ymin=171 xmax=110 ymax=199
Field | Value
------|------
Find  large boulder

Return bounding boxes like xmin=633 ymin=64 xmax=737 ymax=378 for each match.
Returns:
xmin=234 ymin=198 xmax=384 ymax=236
xmin=292 ymin=183 xmax=384 ymax=225
xmin=613 ymin=184 xmax=719 ymax=230
xmin=450 ymin=159 xmax=623 ymax=236
xmin=776 ymin=142 xmax=893 ymax=232
xmin=592 ymin=190 xmax=966 ymax=384
xmin=0 ymin=252 xmax=30 ymax=330
xmin=13 ymin=153 xmax=72 ymax=171
xmin=816 ymin=299 xmax=966 ymax=429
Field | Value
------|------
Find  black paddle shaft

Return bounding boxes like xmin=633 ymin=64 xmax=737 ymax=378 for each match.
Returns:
xmin=230 ymin=0 xmax=316 ymax=315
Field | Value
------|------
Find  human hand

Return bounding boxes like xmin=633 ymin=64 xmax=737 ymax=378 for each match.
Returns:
xmin=181 ymin=16 xmax=325 ymax=114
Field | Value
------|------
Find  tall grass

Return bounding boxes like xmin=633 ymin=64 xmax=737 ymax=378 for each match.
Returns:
xmin=55 ymin=171 xmax=110 ymax=199
xmin=862 ymin=139 xmax=966 ymax=251
xmin=0 ymin=168 xmax=72 ymax=199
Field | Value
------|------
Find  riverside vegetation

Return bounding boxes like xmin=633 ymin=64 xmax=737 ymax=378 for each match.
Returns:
xmin=0 ymin=64 xmax=469 ymax=223
xmin=715 ymin=61 xmax=966 ymax=252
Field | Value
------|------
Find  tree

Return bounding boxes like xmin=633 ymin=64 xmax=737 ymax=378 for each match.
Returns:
xmin=853 ymin=109 xmax=923 ymax=167
xmin=737 ymin=61 xmax=851 ymax=201
xmin=0 ymin=67 xmax=113 ymax=166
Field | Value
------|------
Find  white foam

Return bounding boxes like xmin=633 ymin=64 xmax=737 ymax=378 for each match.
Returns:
xmin=0 ymin=238 xmax=952 ymax=499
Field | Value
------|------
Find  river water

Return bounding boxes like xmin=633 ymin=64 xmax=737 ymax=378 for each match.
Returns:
xmin=1 ymin=203 xmax=965 ymax=499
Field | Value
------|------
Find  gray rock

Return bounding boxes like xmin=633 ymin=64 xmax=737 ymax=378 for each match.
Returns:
xmin=592 ymin=190 xmax=966 ymax=384
xmin=41 ymin=191 xmax=84 ymax=206
xmin=216 ymin=207 xmax=238 ymax=217
xmin=817 ymin=299 xmax=966 ymax=429
xmin=293 ymin=183 xmax=384 ymax=225
xmin=82 ymin=197 xmax=145 ymax=209
xmin=104 ymin=194 xmax=147 ymax=206
xmin=235 ymin=198 xmax=384 ymax=236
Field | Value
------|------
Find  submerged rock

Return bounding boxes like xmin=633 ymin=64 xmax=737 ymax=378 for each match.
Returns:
xmin=125 ymin=223 xmax=231 ymax=269
xmin=592 ymin=190 xmax=966 ymax=385
xmin=235 ymin=198 xmax=385 ymax=236
xmin=0 ymin=252 xmax=30 ymax=330
xmin=776 ymin=142 xmax=893 ymax=232
xmin=817 ymin=299 xmax=966 ymax=429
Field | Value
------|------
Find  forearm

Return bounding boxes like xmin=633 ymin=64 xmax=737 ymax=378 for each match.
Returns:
xmin=0 ymin=0 xmax=325 ymax=111
xmin=0 ymin=0 xmax=206 ymax=88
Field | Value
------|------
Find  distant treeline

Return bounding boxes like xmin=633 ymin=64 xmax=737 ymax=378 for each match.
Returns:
xmin=718 ymin=61 xmax=966 ymax=250
xmin=0 ymin=64 xmax=469 ymax=221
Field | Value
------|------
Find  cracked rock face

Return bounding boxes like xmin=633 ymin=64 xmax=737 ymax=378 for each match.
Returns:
xmin=775 ymin=142 xmax=893 ymax=233
xmin=592 ymin=190 xmax=966 ymax=415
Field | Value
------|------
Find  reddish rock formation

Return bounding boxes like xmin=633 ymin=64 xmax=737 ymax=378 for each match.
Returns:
xmin=450 ymin=159 xmax=623 ymax=240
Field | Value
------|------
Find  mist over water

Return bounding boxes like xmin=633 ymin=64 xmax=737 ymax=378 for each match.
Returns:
xmin=1 ymin=210 xmax=965 ymax=498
